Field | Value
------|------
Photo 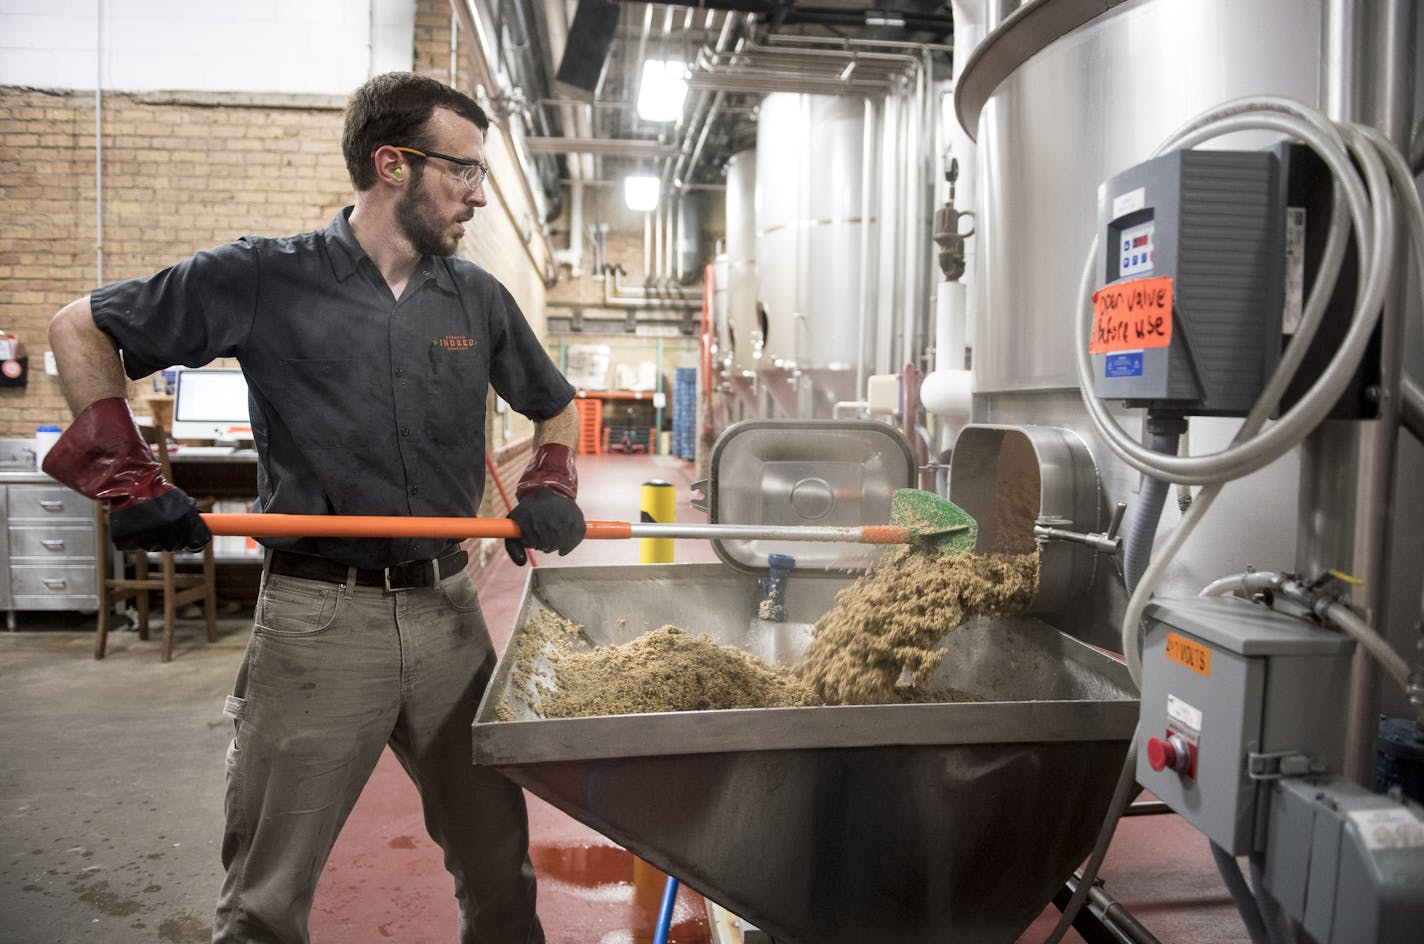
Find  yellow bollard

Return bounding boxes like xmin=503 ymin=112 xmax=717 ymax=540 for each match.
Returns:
xmin=636 ymin=480 xmax=676 ymax=938
xmin=639 ymin=480 xmax=676 ymax=564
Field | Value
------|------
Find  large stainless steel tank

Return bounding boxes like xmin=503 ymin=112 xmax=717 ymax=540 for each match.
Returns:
xmin=724 ymin=148 xmax=760 ymax=374
xmin=955 ymin=0 xmax=1327 ymax=647
xmin=755 ymin=93 xmax=867 ymax=374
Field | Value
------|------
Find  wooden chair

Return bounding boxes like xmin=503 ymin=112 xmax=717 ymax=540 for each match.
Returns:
xmin=94 ymin=424 xmax=217 ymax=661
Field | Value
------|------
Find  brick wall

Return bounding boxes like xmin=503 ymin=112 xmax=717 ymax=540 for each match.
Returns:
xmin=0 ymin=86 xmax=352 ymax=436
xmin=413 ymin=0 xmax=455 ymax=86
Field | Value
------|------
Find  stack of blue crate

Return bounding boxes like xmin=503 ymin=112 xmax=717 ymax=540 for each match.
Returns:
xmin=672 ymin=368 xmax=697 ymax=460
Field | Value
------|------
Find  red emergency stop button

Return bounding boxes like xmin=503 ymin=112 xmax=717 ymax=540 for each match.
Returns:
xmin=1147 ymin=734 xmax=1192 ymax=775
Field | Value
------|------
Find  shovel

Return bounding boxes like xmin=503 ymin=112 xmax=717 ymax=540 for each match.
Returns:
xmin=200 ymin=489 xmax=977 ymax=552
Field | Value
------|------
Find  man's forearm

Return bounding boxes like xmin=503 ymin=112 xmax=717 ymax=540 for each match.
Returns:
xmin=532 ymin=400 xmax=580 ymax=451
xmin=49 ymin=296 xmax=127 ymax=413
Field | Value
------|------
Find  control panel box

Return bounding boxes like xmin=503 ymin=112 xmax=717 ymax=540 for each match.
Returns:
xmin=1094 ymin=150 xmax=1287 ymax=415
xmin=1264 ymin=778 xmax=1424 ymax=944
xmin=1138 ymin=596 xmax=1354 ymax=854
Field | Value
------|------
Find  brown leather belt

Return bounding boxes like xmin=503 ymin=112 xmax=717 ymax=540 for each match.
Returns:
xmin=268 ymin=548 xmax=468 ymax=591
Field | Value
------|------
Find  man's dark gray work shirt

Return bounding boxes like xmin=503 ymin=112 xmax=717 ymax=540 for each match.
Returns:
xmin=91 ymin=208 xmax=575 ymax=569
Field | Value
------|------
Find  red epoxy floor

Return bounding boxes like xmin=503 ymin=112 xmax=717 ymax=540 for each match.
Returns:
xmin=307 ymin=453 xmax=1248 ymax=944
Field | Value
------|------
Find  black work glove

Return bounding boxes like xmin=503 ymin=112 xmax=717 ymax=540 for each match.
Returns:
xmin=42 ymin=397 xmax=212 ymax=553
xmin=505 ymin=487 xmax=585 ymax=566
xmin=110 ymin=487 xmax=211 ymax=552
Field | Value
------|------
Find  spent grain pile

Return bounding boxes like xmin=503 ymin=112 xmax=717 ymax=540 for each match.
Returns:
xmin=502 ymin=548 xmax=1039 ymax=718
xmin=797 ymin=550 xmax=1039 ymax=705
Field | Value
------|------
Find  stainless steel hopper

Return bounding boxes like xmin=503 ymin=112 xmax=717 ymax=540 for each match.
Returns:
xmin=473 ymin=563 xmax=1139 ymax=944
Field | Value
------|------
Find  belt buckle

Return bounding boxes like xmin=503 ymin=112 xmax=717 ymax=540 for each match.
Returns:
xmin=383 ymin=559 xmax=438 ymax=592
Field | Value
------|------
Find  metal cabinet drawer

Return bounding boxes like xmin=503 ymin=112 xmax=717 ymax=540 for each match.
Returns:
xmin=7 ymin=485 xmax=93 ymax=520
xmin=8 ymin=525 xmax=97 ymax=560
xmin=10 ymin=563 xmax=97 ymax=598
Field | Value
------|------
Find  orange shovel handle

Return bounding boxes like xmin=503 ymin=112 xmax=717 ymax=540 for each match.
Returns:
xmin=201 ymin=513 xmax=633 ymax=541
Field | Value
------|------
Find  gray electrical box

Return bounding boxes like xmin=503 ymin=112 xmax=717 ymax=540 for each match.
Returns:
xmin=1095 ymin=150 xmax=1286 ymax=415
xmin=1138 ymin=596 xmax=1354 ymax=854
xmin=1264 ymin=778 xmax=1424 ymax=944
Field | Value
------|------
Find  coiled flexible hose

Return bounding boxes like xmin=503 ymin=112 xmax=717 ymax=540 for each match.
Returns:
xmin=1046 ymin=94 xmax=1424 ymax=944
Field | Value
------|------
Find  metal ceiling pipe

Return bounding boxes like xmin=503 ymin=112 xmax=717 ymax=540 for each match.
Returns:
xmin=702 ymin=39 xmax=920 ymax=70
xmin=525 ymin=136 xmax=681 ymax=157
xmin=603 ymin=267 xmax=692 ymax=300
xmin=764 ymin=32 xmax=953 ymax=55
xmin=611 ymin=266 xmax=697 ymax=300
xmin=653 ymin=203 xmax=664 ymax=280
xmin=671 ymin=11 xmax=743 ymax=189
xmin=539 ymin=0 xmax=595 ymax=182
xmin=451 ymin=0 xmax=558 ymax=275
xmin=664 ymin=197 xmax=675 ymax=283
xmin=688 ymin=73 xmax=895 ymax=96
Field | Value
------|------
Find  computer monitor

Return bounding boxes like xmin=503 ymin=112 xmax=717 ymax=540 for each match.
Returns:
xmin=170 ymin=368 xmax=253 ymax=442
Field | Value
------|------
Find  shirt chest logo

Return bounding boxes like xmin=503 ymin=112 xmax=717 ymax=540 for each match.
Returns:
xmin=434 ymin=334 xmax=477 ymax=351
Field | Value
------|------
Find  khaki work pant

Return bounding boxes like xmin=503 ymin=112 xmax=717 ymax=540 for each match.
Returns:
xmin=212 ymin=565 xmax=543 ymax=944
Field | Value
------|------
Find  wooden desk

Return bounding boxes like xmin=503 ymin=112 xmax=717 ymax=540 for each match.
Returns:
xmin=168 ymin=449 xmax=259 ymax=500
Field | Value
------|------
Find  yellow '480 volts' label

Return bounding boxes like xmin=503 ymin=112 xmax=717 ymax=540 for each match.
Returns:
xmin=1165 ymin=632 xmax=1212 ymax=677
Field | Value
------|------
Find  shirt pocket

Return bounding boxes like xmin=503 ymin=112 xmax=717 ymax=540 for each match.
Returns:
xmin=422 ymin=348 xmax=487 ymax=445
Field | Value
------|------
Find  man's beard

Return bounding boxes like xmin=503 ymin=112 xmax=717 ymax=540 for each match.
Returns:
xmin=395 ymin=176 xmax=463 ymax=257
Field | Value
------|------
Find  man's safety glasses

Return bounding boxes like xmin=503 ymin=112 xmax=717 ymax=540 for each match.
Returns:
xmin=383 ymin=146 xmax=489 ymax=190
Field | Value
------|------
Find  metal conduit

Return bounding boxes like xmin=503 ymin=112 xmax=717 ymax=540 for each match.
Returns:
xmin=452 ymin=0 xmax=558 ymax=276
xmin=688 ymin=72 xmax=896 ymax=96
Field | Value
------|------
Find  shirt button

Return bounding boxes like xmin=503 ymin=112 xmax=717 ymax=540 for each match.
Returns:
xmin=400 ymin=426 xmax=410 ymax=436
xmin=395 ymin=367 xmax=405 ymax=377
xmin=410 ymin=486 xmax=420 ymax=495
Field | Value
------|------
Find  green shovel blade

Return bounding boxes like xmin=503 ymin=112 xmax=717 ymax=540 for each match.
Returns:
xmin=890 ymin=488 xmax=978 ymax=554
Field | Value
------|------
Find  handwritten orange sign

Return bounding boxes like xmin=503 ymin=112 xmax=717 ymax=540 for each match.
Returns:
xmin=1090 ymin=276 xmax=1174 ymax=354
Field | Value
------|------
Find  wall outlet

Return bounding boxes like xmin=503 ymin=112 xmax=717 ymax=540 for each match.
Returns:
xmin=43 ymin=351 xmax=57 ymax=375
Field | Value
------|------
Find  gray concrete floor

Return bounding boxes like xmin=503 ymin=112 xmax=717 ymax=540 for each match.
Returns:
xmin=1 ymin=611 xmax=253 ymax=943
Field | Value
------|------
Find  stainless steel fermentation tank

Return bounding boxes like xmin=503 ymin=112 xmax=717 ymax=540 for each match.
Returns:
xmin=712 ymin=76 xmax=941 ymax=422
xmin=754 ymin=94 xmax=867 ymax=416
xmin=954 ymin=0 xmax=1419 ymax=664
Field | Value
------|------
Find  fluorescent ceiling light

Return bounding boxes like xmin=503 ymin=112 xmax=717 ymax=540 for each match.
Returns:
xmin=637 ymin=59 xmax=688 ymax=123
xmin=623 ymin=175 xmax=661 ymax=212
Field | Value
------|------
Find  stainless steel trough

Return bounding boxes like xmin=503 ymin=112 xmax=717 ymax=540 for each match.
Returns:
xmin=472 ymin=562 xmax=1139 ymax=944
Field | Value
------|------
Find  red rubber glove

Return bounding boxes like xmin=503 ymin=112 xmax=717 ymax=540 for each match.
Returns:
xmin=505 ymin=443 xmax=585 ymax=566
xmin=42 ymin=397 xmax=210 ymax=552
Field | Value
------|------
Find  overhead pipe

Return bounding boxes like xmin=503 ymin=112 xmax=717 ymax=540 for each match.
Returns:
xmin=452 ymin=0 xmax=558 ymax=275
xmin=768 ymin=31 xmax=952 ymax=54
xmin=671 ymin=12 xmax=743 ymax=189
xmin=611 ymin=264 xmax=697 ymax=301
xmin=541 ymin=0 xmax=588 ymax=275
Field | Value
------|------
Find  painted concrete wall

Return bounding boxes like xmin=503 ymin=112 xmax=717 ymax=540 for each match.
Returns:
xmin=0 ymin=0 xmax=415 ymax=95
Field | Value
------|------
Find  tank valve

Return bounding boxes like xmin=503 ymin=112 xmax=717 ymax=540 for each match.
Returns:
xmin=1033 ymin=502 xmax=1126 ymax=555
xmin=757 ymin=553 xmax=796 ymax=622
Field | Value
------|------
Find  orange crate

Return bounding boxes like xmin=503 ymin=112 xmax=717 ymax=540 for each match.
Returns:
xmin=577 ymin=398 xmax=604 ymax=455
